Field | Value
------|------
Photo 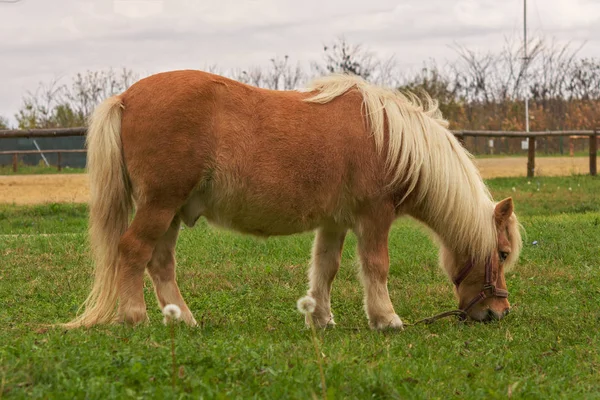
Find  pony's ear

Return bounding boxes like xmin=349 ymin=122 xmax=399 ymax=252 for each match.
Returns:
xmin=494 ymin=197 xmax=514 ymax=225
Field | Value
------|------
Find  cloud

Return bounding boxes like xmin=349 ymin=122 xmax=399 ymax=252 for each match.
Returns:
xmin=535 ymin=0 xmax=600 ymax=29
xmin=113 ymin=0 xmax=164 ymax=19
xmin=0 ymin=0 xmax=598 ymax=125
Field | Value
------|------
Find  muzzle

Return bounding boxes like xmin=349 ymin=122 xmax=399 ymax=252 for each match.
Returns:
xmin=453 ymin=257 xmax=508 ymax=315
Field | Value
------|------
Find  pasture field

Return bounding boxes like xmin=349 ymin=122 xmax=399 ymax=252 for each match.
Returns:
xmin=1 ymin=176 xmax=599 ymax=399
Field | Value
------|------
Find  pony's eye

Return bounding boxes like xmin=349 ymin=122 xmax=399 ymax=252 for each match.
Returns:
xmin=499 ymin=251 xmax=509 ymax=262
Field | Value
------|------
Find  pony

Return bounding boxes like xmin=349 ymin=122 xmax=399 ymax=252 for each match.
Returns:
xmin=64 ymin=70 xmax=522 ymax=330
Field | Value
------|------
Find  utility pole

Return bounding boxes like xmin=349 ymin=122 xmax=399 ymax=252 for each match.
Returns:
xmin=524 ymin=0 xmax=535 ymax=177
xmin=524 ymin=0 xmax=529 ymax=134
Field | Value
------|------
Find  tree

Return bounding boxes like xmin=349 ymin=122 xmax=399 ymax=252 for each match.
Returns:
xmin=15 ymin=68 xmax=138 ymax=129
xmin=234 ymin=55 xmax=303 ymax=90
xmin=565 ymin=58 xmax=600 ymax=101
xmin=65 ymin=68 xmax=138 ymax=118
xmin=313 ymin=37 xmax=376 ymax=80
xmin=0 ymin=116 xmax=9 ymax=129
xmin=451 ymin=38 xmax=543 ymax=103
xmin=266 ymin=56 xmax=304 ymax=90
xmin=398 ymin=62 xmax=465 ymax=126
xmin=15 ymin=79 xmax=64 ymax=129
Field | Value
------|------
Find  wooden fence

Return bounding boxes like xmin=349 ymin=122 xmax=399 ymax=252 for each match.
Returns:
xmin=1 ymin=127 xmax=598 ymax=177
xmin=0 ymin=149 xmax=86 ymax=172
xmin=0 ymin=128 xmax=86 ymax=172
xmin=454 ymin=129 xmax=598 ymax=177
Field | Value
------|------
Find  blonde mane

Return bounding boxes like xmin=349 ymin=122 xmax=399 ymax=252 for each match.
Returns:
xmin=304 ymin=74 xmax=500 ymax=264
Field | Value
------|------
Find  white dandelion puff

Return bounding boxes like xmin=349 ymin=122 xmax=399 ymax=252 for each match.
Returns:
xmin=297 ymin=296 xmax=316 ymax=315
xmin=511 ymin=187 xmax=516 ymax=192
xmin=568 ymin=187 xmax=572 ymax=191
xmin=163 ymin=304 xmax=182 ymax=325
xmin=297 ymin=295 xmax=326 ymax=398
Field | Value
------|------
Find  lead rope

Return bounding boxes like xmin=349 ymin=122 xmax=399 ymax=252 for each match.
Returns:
xmin=403 ymin=309 xmax=467 ymax=326
xmin=332 ymin=309 xmax=468 ymax=331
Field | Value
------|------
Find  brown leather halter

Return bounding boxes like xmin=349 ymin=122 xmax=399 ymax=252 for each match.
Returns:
xmin=405 ymin=256 xmax=509 ymax=326
xmin=453 ymin=257 xmax=508 ymax=314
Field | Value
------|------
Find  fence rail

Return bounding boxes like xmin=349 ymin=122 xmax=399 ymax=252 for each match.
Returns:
xmin=0 ymin=127 xmax=87 ymax=139
xmin=1 ymin=127 xmax=598 ymax=177
xmin=0 ymin=149 xmax=86 ymax=172
xmin=455 ymin=129 xmax=596 ymax=137
xmin=454 ymin=129 xmax=598 ymax=177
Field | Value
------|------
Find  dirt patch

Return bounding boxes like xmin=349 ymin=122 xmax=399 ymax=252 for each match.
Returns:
xmin=475 ymin=156 xmax=589 ymax=178
xmin=0 ymin=174 xmax=89 ymax=205
xmin=0 ymin=157 xmax=592 ymax=205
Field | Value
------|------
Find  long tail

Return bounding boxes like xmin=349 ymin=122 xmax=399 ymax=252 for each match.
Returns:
xmin=64 ymin=96 xmax=132 ymax=328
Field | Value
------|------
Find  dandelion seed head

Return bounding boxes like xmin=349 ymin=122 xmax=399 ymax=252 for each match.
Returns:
xmin=297 ymin=296 xmax=316 ymax=315
xmin=162 ymin=304 xmax=182 ymax=324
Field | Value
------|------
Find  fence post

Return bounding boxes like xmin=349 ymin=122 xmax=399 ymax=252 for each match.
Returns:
xmin=590 ymin=129 xmax=598 ymax=176
xmin=57 ymin=152 xmax=62 ymax=172
xmin=527 ymin=136 xmax=535 ymax=177
xmin=12 ymin=153 xmax=18 ymax=173
xmin=569 ymin=137 xmax=574 ymax=157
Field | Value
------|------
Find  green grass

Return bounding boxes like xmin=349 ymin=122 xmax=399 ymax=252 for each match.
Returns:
xmin=0 ymin=204 xmax=88 ymax=234
xmin=1 ymin=176 xmax=599 ymax=399
xmin=0 ymin=164 xmax=85 ymax=175
xmin=486 ymin=175 xmax=600 ymax=216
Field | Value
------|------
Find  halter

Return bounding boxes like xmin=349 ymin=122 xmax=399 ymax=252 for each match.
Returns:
xmin=405 ymin=256 xmax=509 ymax=326
xmin=453 ymin=257 xmax=508 ymax=314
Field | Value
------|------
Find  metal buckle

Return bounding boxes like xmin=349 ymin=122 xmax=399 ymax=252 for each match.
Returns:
xmin=482 ymin=284 xmax=496 ymax=297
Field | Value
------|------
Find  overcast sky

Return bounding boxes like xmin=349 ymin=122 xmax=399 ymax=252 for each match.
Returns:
xmin=1 ymin=0 xmax=599 ymax=126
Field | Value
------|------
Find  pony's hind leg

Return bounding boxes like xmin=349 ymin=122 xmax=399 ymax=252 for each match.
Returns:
xmin=116 ymin=205 xmax=175 ymax=325
xmin=355 ymin=211 xmax=403 ymax=330
xmin=307 ymin=227 xmax=347 ymax=327
xmin=146 ymin=214 xmax=197 ymax=326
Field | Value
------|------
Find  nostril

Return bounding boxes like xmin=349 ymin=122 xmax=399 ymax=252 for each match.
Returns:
xmin=503 ymin=308 xmax=511 ymax=317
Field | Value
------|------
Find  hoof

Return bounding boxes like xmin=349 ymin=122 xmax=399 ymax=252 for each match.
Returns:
xmin=306 ymin=313 xmax=336 ymax=329
xmin=181 ymin=312 xmax=198 ymax=327
xmin=370 ymin=314 xmax=404 ymax=331
xmin=118 ymin=307 xmax=149 ymax=326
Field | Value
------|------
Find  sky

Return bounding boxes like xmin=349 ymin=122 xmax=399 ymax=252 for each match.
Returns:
xmin=1 ymin=0 xmax=599 ymax=126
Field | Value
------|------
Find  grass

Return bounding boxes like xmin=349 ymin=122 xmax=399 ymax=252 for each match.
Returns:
xmin=1 ymin=176 xmax=599 ymax=399
xmin=485 ymin=175 xmax=600 ymax=216
xmin=0 ymin=203 xmax=88 ymax=234
xmin=0 ymin=164 xmax=85 ymax=175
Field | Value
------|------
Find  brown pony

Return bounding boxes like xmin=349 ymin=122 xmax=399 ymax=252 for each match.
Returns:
xmin=65 ymin=70 xmax=522 ymax=330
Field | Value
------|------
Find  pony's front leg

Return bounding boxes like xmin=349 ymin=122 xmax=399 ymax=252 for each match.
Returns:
xmin=355 ymin=213 xmax=403 ymax=330
xmin=307 ymin=228 xmax=347 ymax=327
